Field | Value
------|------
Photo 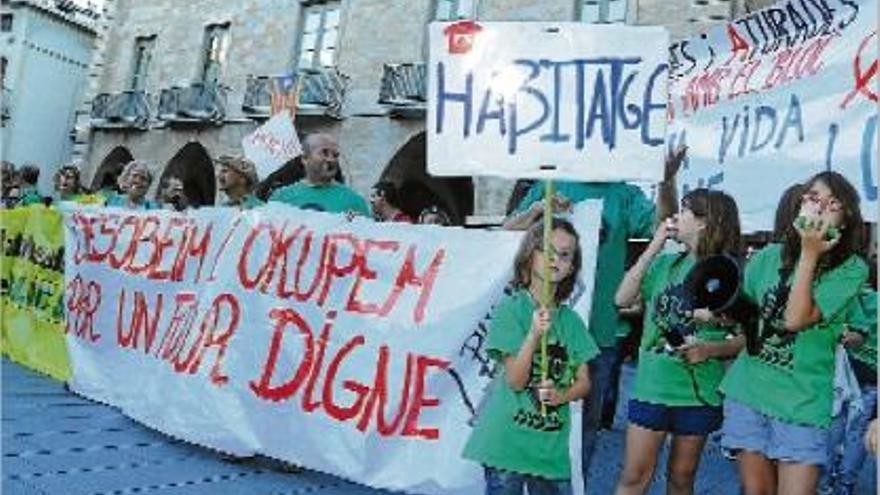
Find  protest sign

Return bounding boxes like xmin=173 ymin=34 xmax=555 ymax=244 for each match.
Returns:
xmin=427 ymin=21 xmax=669 ymax=182
xmin=1 ymin=206 xmax=70 ymax=381
xmin=61 ymin=202 xmax=601 ymax=494
xmin=667 ymin=0 xmax=877 ymax=231
xmin=242 ymin=112 xmax=303 ymax=182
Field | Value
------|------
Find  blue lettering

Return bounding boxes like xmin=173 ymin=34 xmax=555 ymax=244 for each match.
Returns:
xmin=585 ymin=69 xmax=612 ymax=148
xmin=476 ymin=90 xmax=506 ymax=136
xmin=750 ymin=105 xmax=778 ymax=152
xmin=774 ymin=94 xmax=804 ymax=149
xmin=825 ymin=122 xmax=838 ymax=171
xmin=539 ymin=60 xmax=570 ymax=144
xmin=860 ymin=115 xmax=878 ymax=201
xmin=738 ymin=105 xmax=750 ymax=158
xmin=719 ymin=114 xmax=740 ymax=164
xmin=435 ymin=62 xmax=473 ymax=138
xmin=507 ymin=60 xmax=550 ymax=155
xmin=640 ymin=64 xmax=667 ymax=146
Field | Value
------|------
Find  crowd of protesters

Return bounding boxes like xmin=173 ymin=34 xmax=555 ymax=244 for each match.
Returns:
xmin=1 ymin=130 xmax=876 ymax=495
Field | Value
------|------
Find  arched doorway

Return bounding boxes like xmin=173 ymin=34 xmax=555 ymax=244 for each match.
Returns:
xmin=91 ymin=146 xmax=133 ymax=193
xmin=160 ymin=142 xmax=216 ymax=207
xmin=381 ymin=132 xmax=473 ymax=225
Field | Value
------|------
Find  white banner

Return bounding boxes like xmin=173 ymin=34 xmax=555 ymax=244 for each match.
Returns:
xmin=61 ymin=203 xmax=601 ymax=495
xmin=668 ymin=0 xmax=878 ymax=231
xmin=242 ymin=112 xmax=303 ymax=181
xmin=427 ymin=21 xmax=669 ymax=182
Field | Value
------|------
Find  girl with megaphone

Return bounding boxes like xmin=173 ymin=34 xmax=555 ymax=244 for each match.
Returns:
xmin=720 ymin=171 xmax=868 ymax=495
xmin=614 ymin=188 xmax=745 ymax=495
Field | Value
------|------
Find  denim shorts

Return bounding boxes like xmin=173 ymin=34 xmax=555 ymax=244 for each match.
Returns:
xmin=628 ymin=399 xmax=722 ymax=436
xmin=483 ymin=466 xmax=572 ymax=495
xmin=720 ymin=398 xmax=829 ymax=466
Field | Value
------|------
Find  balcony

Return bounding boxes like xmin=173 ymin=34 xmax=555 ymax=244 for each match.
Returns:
xmin=90 ymin=90 xmax=151 ymax=130
xmin=378 ymin=63 xmax=426 ymax=119
xmin=242 ymin=68 xmax=349 ymax=120
xmin=157 ymin=82 xmax=227 ymax=125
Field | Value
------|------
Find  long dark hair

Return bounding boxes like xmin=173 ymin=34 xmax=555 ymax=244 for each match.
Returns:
xmin=781 ymin=171 xmax=865 ymax=274
xmin=681 ymin=188 xmax=742 ymax=259
xmin=773 ymin=183 xmax=804 ymax=244
xmin=512 ymin=218 xmax=582 ymax=305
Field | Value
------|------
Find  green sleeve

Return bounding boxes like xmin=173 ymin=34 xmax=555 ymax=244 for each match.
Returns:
xmin=814 ymin=256 xmax=869 ymax=323
xmin=743 ymin=245 xmax=777 ymax=305
xmin=486 ymin=296 xmax=527 ymax=361
xmin=565 ymin=309 xmax=599 ymax=365
xmin=625 ymin=184 xmax=656 ymax=238
xmin=845 ymin=293 xmax=873 ymax=335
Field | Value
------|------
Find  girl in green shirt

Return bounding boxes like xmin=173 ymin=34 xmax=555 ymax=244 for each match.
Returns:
xmin=614 ymin=188 xmax=745 ymax=495
xmin=463 ymin=218 xmax=598 ymax=494
xmin=720 ymin=171 xmax=868 ymax=495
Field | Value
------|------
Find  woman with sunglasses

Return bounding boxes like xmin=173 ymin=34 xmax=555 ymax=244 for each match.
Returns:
xmin=720 ymin=171 xmax=868 ymax=495
xmin=614 ymin=188 xmax=744 ymax=495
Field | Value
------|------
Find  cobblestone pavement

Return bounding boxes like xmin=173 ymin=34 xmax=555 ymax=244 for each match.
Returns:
xmin=3 ymin=360 xmax=876 ymax=494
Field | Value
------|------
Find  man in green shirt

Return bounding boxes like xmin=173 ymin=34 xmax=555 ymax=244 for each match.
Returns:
xmin=501 ymin=146 xmax=684 ymax=487
xmin=268 ymin=133 xmax=369 ymax=216
xmin=216 ymin=155 xmax=263 ymax=210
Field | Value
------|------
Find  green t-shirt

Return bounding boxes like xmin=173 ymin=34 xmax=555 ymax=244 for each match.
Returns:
xmin=720 ymin=244 xmax=868 ymax=427
xmin=632 ymin=253 xmax=731 ymax=407
xmin=462 ymin=289 xmax=599 ymax=480
xmin=225 ymin=193 xmax=264 ymax=210
xmin=268 ymin=181 xmax=370 ymax=216
xmin=19 ymin=189 xmax=43 ymax=206
xmin=516 ymin=182 xmax=655 ymax=348
xmin=848 ymin=288 xmax=877 ymax=373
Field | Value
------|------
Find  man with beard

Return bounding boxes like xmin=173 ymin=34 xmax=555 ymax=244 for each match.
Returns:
xmin=268 ymin=133 xmax=369 ymax=216
xmin=216 ymin=155 xmax=262 ymax=209
xmin=157 ymin=175 xmax=191 ymax=211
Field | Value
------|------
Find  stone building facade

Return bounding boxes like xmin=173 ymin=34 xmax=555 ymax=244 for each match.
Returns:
xmin=77 ymin=0 xmax=757 ymax=221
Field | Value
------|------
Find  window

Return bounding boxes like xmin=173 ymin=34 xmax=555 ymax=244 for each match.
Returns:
xmin=200 ymin=23 xmax=229 ymax=84
xmin=579 ymin=0 xmax=627 ymax=23
xmin=435 ymin=0 xmax=474 ymax=21
xmin=297 ymin=1 xmax=340 ymax=70
xmin=129 ymin=35 xmax=156 ymax=91
xmin=1 ymin=14 xmax=13 ymax=32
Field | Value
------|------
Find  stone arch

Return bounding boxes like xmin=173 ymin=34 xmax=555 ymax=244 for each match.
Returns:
xmin=380 ymin=132 xmax=473 ymax=225
xmin=91 ymin=146 xmax=133 ymax=193
xmin=160 ymin=142 xmax=216 ymax=207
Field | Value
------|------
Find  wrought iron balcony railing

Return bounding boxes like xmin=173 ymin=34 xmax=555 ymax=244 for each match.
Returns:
xmin=378 ymin=63 xmax=427 ymax=105
xmin=157 ymin=82 xmax=227 ymax=124
xmin=242 ymin=68 xmax=349 ymax=119
xmin=90 ymin=90 xmax=151 ymax=129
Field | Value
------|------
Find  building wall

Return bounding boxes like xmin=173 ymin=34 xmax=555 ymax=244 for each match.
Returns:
xmin=83 ymin=0 xmax=746 ymax=216
xmin=1 ymin=1 xmax=96 ymax=194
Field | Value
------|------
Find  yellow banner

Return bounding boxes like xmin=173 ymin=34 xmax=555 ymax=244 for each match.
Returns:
xmin=0 ymin=205 xmax=70 ymax=381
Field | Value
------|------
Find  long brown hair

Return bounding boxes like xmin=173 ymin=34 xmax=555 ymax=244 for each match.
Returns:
xmin=681 ymin=188 xmax=742 ymax=259
xmin=512 ymin=218 xmax=582 ymax=305
xmin=781 ymin=171 xmax=865 ymax=274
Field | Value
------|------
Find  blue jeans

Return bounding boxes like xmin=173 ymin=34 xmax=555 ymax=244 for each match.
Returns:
xmin=484 ymin=466 xmax=572 ymax=495
xmin=581 ymin=344 xmax=620 ymax=488
xmin=822 ymin=386 xmax=877 ymax=495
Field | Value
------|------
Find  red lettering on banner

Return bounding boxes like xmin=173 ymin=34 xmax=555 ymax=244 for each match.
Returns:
xmin=124 ymin=215 xmax=161 ymax=275
xmin=379 ymin=246 xmax=446 ymax=324
xmin=249 ymin=308 xmax=315 ymax=401
xmin=841 ymin=31 xmax=878 ymax=109
xmin=238 ymin=222 xmax=278 ymax=290
xmin=116 ymin=289 xmax=164 ymax=353
xmin=346 ymin=239 xmax=400 ymax=315
xmin=250 ymin=307 xmax=448 ymax=440
xmin=146 ymin=217 xmax=190 ymax=281
xmin=65 ymin=275 xmax=102 ymax=342
xmin=175 ymin=293 xmax=240 ymax=385
xmin=322 ymin=334 xmax=369 ymax=422
xmin=727 ymin=58 xmax=762 ymax=99
xmin=317 ymin=233 xmax=360 ymax=306
xmin=206 ymin=216 xmax=243 ymax=282
xmin=277 ymin=229 xmax=328 ymax=302
xmin=724 ymin=24 xmax=752 ymax=65
xmin=156 ymin=292 xmax=197 ymax=359
xmin=170 ymin=222 xmax=212 ymax=283
xmin=401 ymin=355 xmax=449 ymax=440
xmin=301 ymin=310 xmax=337 ymax=412
xmin=356 ymin=345 xmax=413 ymax=435
xmin=762 ymin=35 xmax=833 ymax=91
xmin=259 ymin=223 xmax=306 ymax=294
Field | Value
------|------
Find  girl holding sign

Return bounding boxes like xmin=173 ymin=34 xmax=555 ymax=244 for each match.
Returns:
xmin=463 ymin=218 xmax=598 ymax=495
xmin=614 ymin=188 xmax=745 ymax=495
xmin=720 ymin=171 xmax=868 ymax=495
